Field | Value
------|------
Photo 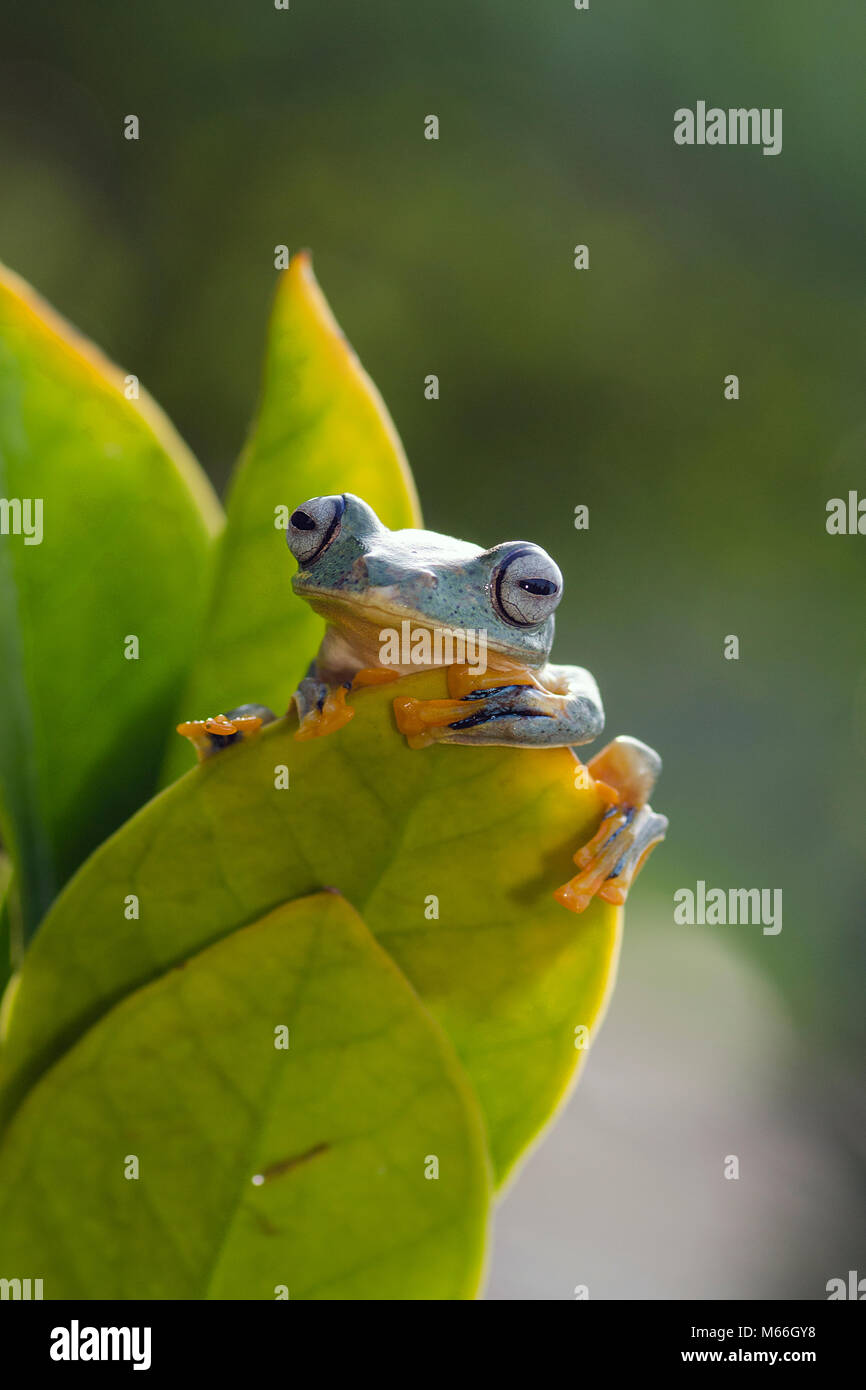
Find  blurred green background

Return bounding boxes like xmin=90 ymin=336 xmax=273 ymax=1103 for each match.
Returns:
xmin=1 ymin=0 xmax=863 ymax=1297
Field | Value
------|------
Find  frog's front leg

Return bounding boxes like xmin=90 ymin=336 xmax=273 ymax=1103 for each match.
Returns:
xmin=393 ymin=662 xmax=605 ymax=750
xmin=293 ymin=663 xmax=398 ymax=741
xmin=555 ymin=736 xmax=668 ymax=914
xmin=393 ymin=665 xmax=666 ymax=914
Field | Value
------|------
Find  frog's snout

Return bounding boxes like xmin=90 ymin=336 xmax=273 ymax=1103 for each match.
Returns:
xmin=361 ymin=556 xmax=439 ymax=595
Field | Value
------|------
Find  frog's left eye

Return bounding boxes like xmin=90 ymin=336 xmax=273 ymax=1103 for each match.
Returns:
xmin=492 ymin=546 xmax=563 ymax=626
xmin=287 ymin=494 xmax=346 ymax=565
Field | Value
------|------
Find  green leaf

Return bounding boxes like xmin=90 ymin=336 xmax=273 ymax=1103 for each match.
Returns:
xmin=0 ymin=671 xmax=620 ymax=1186
xmin=0 ymin=890 xmax=490 ymax=1299
xmin=0 ymin=264 xmax=222 ymax=938
xmin=163 ymin=252 xmax=421 ymax=782
xmin=0 ymin=855 xmax=13 ymax=999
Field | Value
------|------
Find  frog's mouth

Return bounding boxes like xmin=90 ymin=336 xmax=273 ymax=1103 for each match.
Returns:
xmin=298 ymin=586 xmax=426 ymax=634
xmin=295 ymin=586 xmax=534 ymax=667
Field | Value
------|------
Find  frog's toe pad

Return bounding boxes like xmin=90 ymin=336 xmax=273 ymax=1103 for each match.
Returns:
xmin=393 ymin=695 xmax=470 ymax=748
xmin=555 ymin=804 xmax=668 ymax=914
xmin=177 ymin=704 xmax=274 ymax=760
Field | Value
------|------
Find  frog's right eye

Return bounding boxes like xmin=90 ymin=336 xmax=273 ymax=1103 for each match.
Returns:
xmin=287 ymin=494 xmax=346 ymax=564
xmin=492 ymin=545 xmax=563 ymax=626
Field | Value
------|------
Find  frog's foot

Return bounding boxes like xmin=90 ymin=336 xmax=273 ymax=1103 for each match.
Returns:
xmin=393 ymin=663 xmax=549 ymax=750
xmin=176 ymin=703 xmax=275 ymax=762
xmin=555 ymin=736 xmax=668 ymax=913
xmin=293 ymin=667 xmax=398 ymax=742
xmin=294 ymin=675 xmax=354 ymax=742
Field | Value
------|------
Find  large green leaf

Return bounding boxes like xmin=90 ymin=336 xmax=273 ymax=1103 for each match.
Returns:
xmin=0 ymin=671 xmax=621 ymax=1186
xmin=0 ymin=855 xmax=12 ymax=999
xmin=0 ymin=890 xmax=490 ymax=1299
xmin=0 ymin=265 xmax=222 ymax=938
xmin=163 ymin=252 xmax=421 ymax=782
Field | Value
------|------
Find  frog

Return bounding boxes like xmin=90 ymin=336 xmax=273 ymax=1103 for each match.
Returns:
xmin=177 ymin=492 xmax=667 ymax=913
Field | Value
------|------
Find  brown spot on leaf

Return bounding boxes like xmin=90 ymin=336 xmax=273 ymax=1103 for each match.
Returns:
xmin=256 ymin=1141 xmax=330 ymax=1184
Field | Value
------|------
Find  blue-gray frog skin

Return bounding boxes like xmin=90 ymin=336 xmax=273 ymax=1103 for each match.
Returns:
xmin=179 ymin=492 xmax=667 ymax=913
xmin=292 ymin=491 xmax=558 ymax=671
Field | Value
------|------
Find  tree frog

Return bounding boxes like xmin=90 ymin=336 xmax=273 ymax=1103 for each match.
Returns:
xmin=178 ymin=493 xmax=667 ymax=913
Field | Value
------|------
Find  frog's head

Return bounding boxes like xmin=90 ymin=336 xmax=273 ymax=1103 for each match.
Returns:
xmin=287 ymin=493 xmax=562 ymax=667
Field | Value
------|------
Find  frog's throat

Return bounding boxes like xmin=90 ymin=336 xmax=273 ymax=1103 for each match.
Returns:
xmin=300 ymin=589 xmax=542 ymax=673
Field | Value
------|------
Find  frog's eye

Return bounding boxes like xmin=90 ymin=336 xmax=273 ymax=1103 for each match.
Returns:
xmin=287 ymin=494 xmax=346 ymax=565
xmin=493 ymin=546 xmax=563 ymax=626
